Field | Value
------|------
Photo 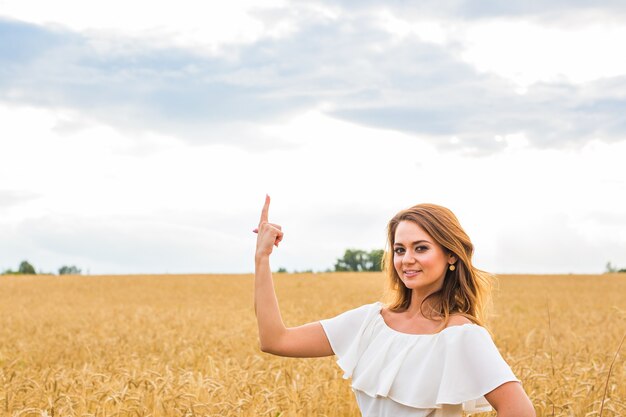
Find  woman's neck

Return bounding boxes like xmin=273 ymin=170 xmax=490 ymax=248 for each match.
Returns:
xmin=406 ymin=289 xmax=443 ymax=319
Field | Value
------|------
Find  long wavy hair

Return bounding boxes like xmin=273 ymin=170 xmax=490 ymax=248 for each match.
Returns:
xmin=381 ymin=203 xmax=494 ymax=331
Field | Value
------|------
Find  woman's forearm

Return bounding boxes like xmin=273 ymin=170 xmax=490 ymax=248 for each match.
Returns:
xmin=254 ymin=254 xmax=287 ymax=352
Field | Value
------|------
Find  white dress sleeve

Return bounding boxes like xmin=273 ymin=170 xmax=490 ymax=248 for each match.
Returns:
xmin=435 ymin=325 xmax=521 ymax=414
xmin=318 ymin=303 xmax=379 ymax=370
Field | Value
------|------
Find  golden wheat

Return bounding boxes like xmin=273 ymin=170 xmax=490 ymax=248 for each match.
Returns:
xmin=0 ymin=273 xmax=624 ymax=417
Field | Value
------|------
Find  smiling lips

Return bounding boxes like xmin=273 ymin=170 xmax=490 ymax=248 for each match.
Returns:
xmin=403 ymin=270 xmax=421 ymax=277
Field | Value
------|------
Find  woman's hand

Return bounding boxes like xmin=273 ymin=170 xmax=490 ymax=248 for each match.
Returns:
xmin=253 ymin=194 xmax=284 ymax=260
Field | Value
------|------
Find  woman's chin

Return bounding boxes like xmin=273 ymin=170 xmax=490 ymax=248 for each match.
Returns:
xmin=401 ymin=280 xmax=419 ymax=289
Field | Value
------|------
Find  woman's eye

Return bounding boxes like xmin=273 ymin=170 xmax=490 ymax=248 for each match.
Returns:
xmin=394 ymin=247 xmax=427 ymax=254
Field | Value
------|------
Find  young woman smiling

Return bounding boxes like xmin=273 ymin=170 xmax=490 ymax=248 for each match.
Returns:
xmin=253 ymin=195 xmax=535 ymax=417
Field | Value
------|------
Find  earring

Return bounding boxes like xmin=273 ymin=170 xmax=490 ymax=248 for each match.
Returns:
xmin=449 ymin=264 xmax=456 ymax=271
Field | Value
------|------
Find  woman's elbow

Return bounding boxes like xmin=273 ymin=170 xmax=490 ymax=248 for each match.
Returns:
xmin=258 ymin=339 xmax=273 ymax=354
xmin=258 ymin=339 xmax=282 ymax=356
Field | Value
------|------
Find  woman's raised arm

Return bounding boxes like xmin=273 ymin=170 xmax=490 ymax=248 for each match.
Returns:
xmin=253 ymin=195 xmax=334 ymax=358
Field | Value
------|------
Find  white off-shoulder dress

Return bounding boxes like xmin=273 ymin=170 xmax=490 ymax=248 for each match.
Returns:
xmin=319 ymin=301 xmax=520 ymax=417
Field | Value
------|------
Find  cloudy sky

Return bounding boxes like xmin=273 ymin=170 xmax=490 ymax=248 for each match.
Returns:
xmin=1 ymin=1 xmax=625 ymax=275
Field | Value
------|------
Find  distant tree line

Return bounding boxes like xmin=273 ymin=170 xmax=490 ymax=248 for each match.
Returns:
xmin=276 ymin=254 xmax=626 ymax=275
xmin=2 ymin=260 xmax=82 ymax=276
xmin=275 ymin=248 xmax=385 ymax=274
xmin=605 ymin=262 xmax=626 ymax=273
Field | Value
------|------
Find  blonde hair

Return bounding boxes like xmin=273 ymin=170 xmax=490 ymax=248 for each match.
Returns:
xmin=381 ymin=203 xmax=494 ymax=331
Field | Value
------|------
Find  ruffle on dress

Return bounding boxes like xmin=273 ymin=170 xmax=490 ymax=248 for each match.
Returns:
xmin=320 ymin=302 xmax=520 ymax=415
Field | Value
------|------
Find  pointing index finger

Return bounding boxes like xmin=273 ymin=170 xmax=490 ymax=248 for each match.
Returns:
xmin=259 ymin=194 xmax=270 ymax=224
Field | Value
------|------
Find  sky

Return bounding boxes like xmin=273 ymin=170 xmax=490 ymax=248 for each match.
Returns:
xmin=1 ymin=1 xmax=625 ymax=275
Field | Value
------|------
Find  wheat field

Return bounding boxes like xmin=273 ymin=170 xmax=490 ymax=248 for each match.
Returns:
xmin=0 ymin=273 xmax=625 ymax=417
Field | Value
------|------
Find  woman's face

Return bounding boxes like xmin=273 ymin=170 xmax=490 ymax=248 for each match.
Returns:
xmin=393 ymin=220 xmax=455 ymax=294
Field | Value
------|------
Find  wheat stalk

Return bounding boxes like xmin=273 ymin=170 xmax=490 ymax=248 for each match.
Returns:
xmin=599 ymin=332 xmax=626 ymax=417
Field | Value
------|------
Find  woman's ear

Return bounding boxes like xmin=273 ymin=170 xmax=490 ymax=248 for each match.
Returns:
xmin=448 ymin=253 xmax=457 ymax=264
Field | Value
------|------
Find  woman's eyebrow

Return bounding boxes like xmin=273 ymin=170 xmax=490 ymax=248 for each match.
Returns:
xmin=394 ymin=240 xmax=431 ymax=246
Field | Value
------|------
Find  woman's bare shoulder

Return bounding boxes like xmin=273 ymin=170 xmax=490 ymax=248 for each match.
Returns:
xmin=446 ymin=314 xmax=473 ymax=327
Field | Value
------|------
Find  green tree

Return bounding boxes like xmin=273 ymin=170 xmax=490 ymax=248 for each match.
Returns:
xmin=335 ymin=249 xmax=368 ymax=271
xmin=368 ymin=249 xmax=385 ymax=271
xmin=59 ymin=265 xmax=81 ymax=275
xmin=606 ymin=261 xmax=617 ymax=273
xmin=334 ymin=249 xmax=384 ymax=272
xmin=18 ymin=260 xmax=36 ymax=275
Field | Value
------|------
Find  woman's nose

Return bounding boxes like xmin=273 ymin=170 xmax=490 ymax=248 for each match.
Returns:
xmin=403 ymin=251 xmax=416 ymax=264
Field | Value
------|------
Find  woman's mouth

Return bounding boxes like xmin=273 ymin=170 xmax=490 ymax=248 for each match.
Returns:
xmin=403 ymin=270 xmax=421 ymax=277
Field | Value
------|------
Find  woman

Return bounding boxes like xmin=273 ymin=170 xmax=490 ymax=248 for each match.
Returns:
xmin=253 ymin=195 xmax=535 ymax=417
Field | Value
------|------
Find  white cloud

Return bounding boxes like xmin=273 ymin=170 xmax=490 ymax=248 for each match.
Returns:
xmin=4 ymin=11 xmax=626 ymax=151
xmin=0 ymin=212 xmax=251 ymax=274
xmin=376 ymin=10 xmax=451 ymax=45
xmin=373 ymin=9 xmax=626 ymax=92
xmin=0 ymin=189 xmax=39 ymax=208
xmin=494 ymin=211 xmax=626 ymax=274
xmin=460 ymin=19 xmax=626 ymax=92
xmin=0 ymin=0 xmax=294 ymax=54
